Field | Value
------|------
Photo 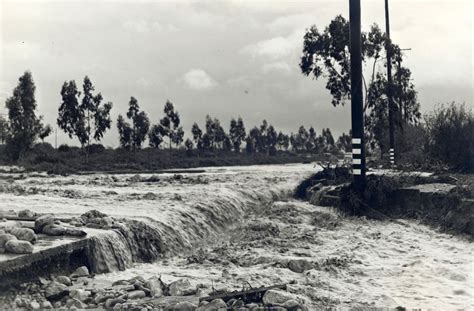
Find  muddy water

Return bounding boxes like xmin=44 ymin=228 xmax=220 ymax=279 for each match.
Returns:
xmin=0 ymin=164 xmax=472 ymax=309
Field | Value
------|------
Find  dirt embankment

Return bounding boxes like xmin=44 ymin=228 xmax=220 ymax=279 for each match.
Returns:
xmin=298 ymin=168 xmax=474 ymax=238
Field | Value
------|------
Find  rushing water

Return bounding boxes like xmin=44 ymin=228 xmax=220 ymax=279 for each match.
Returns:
xmin=0 ymin=164 xmax=472 ymax=309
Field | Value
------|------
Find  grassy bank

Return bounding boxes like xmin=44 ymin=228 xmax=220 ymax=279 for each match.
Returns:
xmin=0 ymin=144 xmax=331 ymax=174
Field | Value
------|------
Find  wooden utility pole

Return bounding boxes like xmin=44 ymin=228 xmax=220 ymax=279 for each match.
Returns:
xmin=349 ymin=0 xmax=366 ymax=187
xmin=385 ymin=0 xmax=395 ymax=166
xmin=397 ymin=58 xmax=403 ymax=123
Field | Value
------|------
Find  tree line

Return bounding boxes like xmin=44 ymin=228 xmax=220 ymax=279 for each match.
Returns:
xmin=0 ymin=72 xmax=352 ymax=161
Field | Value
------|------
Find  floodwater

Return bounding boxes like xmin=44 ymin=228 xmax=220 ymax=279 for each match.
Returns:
xmin=0 ymin=164 xmax=472 ymax=309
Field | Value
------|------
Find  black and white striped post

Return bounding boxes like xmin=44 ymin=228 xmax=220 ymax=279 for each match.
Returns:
xmin=385 ymin=0 xmax=396 ymax=166
xmin=349 ymin=0 xmax=366 ymax=188
xmin=389 ymin=147 xmax=395 ymax=165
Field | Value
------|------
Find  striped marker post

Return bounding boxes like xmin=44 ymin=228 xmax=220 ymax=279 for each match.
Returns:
xmin=349 ymin=0 xmax=366 ymax=188
xmin=352 ymin=138 xmax=363 ymax=176
xmin=389 ymin=148 xmax=395 ymax=165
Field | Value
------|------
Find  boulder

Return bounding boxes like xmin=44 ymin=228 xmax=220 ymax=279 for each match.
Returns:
xmin=38 ymin=277 xmax=50 ymax=286
xmin=65 ymin=298 xmax=86 ymax=309
xmin=29 ymin=300 xmax=41 ymax=310
xmin=244 ymin=303 xmax=259 ymax=310
xmin=71 ymin=266 xmax=89 ymax=278
xmin=113 ymin=284 xmax=135 ymax=292
xmin=169 ymin=279 xmax=194 ymax=296
xmin=5 ymin=240 xmax=33 ymax=254
xmin=14 ymin=297 xmax=27 ymax=308
xmin=196 ymin=299 xmax=226 ymax=311
xmin=168 ymin=301 xmax=197 ymax=311
xmin=40 ymin=301 xmax=53 ymax=309
xmin=18 ymin=209 xmax=36 ymax=218
xmin=282 ymin=299 xmax=299 ymax=308
xmin=282 ymin=299 xmax=305 ymax=310
xmin=55 ymin=275 xmax=72 ymax=286
xmin=65 ymin=227 xmax=87 ymax=237
xmin=287 ymin=259 xmax=313 ymax=273
xmin=105 ymin=297 xmax=127 ymax=308
xmin=34 ymin=215 xmax=55 ymax=233
xmin=0 ymin=220 xmax=21 ymax=233
xmin=69 ymin=289 xmax=91 ymax=302
xmin=112 ymin=279 xmax=132 ymax=286
xmin=94 ymin=293 xmax=114 ymax=304
xmin=227 ymin=299 xmax=244 ymax=308
xmin=42 ymin=224 xmax=67 ymax=236
xmin=262 ymin=290 xmax=298 ymax=306
xmin=134 ymin=281 xmax=151 ymax=296
xmin=0 ymin=233 xmax=17 ymax=247
xmin=10 ymin=227 xmax=37 ymax=243
xmin=44 ymin=281 xmax=69 ymax=301
xmin=127 ymin=290 xmax=146 ymax=300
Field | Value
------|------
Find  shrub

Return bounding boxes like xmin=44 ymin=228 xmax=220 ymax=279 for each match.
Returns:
xmin=58 ymin=144 xmax=70 ymax=152
xmin=424 ymin=103 xmax=473 ymax=172
xmin=339 ymin=175 xmax=399 ymax=216
xmin=87 ymin=143 xmax=105 ymax=154
xmin=396 ymin=123 xmax=432 ymax=169
xmin=33 ymin=142 xmax=55 ymax=153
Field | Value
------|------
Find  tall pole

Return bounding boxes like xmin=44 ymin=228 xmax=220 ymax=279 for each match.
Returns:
xmin=349 ymin=0 xmax=366 ymax=188
xmin=385 ymin=0 xmax=395 ymax=166
xmin=397 ymin=58 xmax=403 ymax=123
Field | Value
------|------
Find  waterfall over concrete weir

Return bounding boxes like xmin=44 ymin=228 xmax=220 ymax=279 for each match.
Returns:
xmin=85 ymin=186 xmax=293 ymax=273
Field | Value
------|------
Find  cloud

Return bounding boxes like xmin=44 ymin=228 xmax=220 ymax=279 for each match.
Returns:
xmin=241 ymin=36 xmax=293 ymax=59
xmin=241 ymin=30 xmax=303 ymax=60
xmin=151 ymin=22 xmax=179 ymax=32
xmin=182 ymin=69 xmax=217 ymax=90
xmin=266 ymin=13 xmax=317 ymax=34
xmin=123 ymin=20 xmax=149 ymax=33
xmin=123 ymin=20 xmax=178 ymax=33
xmin=3 ymin=41 xmax=43 ymax=60
xmin=262 ymin=62 xmax=292 ymax=74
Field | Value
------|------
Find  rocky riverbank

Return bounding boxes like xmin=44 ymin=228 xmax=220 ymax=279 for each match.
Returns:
xmin=2 ymin=264 xmax=309 ymax=310
xmin=0 ymin=165 xmax=472 ymax=309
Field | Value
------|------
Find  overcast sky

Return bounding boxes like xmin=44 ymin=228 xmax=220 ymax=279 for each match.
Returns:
xmin=1 ymin=0 xmax=472 ymax=147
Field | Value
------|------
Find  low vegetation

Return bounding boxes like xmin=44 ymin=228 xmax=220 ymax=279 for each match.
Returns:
xmin=0 ymin=143 xmax=328 ymax=175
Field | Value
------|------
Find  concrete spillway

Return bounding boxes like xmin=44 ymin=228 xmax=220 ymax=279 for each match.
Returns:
xmin=0 ymin=227 xmax=107 ymax=286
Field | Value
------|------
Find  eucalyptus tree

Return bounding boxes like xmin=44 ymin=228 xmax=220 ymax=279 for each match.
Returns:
xmin=191 ymin=123 xmax=203 ymax=150
xmin=204 ymin=115 xmax=226 ymax=150
xmin=148 ymin=124 xmax=164 ymax=149
xmin=116 ymin=97 xmax=149 ymax=151
xmin=300 ymin=16 xmax=420 ymax=155
xmin=57 ymin=76 xmax=112 ymax=159
xmin=184 ymin=138 xmax=194 ymax=155
xmin=229 ymin=117 xmax=246 ymax=152
xmin=277 ymin=132 xmax=289 ymax=151
xmin=0 ymin=116 xmax=8 ymax=144
xmin=5 ymin=71 xmax=45 ymax=160
xmin=266 ymin=125 xmax=278 ymax=155
xmin=159 ymin=100 xmax=183 ymax=149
